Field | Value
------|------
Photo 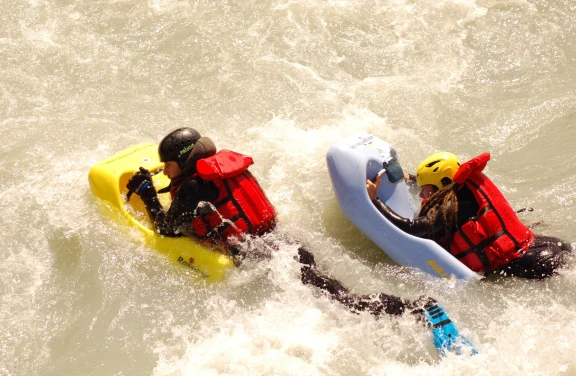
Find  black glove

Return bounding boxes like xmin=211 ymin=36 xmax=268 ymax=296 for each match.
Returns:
xmin=126 ymin=167 xmax=157 ymax=202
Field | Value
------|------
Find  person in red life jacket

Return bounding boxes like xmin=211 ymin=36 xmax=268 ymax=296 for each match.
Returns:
xmin=125 ymin=127 xmax=276 ymax=247
xmin=367 ymin=152 xmax=572 ymax=279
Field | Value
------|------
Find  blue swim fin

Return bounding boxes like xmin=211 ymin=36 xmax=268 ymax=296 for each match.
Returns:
xmin=423 ymin=303 xmax=478 ymax=357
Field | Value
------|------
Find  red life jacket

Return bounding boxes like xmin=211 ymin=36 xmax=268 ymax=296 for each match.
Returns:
xmin=172 ymin=150 xmax=276 ymax=242
xmin=448 ymin=153 xmax=534 ymax=272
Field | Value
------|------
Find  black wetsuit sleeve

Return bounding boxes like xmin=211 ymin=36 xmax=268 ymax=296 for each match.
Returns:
xmin=371 ymin=183 xmax=481 ymax=239
xmin=371 ymin=198 xmax=447 ymax=238
xmin=145 ymin=178 xmax=219 ymax=237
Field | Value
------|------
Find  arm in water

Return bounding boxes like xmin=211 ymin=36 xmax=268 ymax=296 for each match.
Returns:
xmin=297 ymin=247 xmax=478 ymax=357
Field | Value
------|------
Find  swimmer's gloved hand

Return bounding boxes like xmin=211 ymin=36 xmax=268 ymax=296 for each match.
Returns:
xmin=126 ymin=167 xmax=157 ymax=202
xmin=423 ymin=302 xmax=478 ymax=357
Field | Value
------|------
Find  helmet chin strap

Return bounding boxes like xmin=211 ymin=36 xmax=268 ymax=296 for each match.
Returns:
xmin=157 ymin=184 xmax=172 ymax=194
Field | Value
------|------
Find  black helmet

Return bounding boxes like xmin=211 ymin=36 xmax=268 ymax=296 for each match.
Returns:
xmin=158 ymin=128 xmax=202 ymax=168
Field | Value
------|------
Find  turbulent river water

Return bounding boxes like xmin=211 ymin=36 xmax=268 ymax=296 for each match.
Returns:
xmin=2 ymin=0 xmax=576 ymax=375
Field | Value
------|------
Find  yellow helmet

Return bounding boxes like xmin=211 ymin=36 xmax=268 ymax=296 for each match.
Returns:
xmin=416 ymin=152 xmax=461 ymax=189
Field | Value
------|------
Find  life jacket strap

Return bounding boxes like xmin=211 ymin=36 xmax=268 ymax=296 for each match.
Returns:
xmin=455 ymin=227 xmax=493 ymax=272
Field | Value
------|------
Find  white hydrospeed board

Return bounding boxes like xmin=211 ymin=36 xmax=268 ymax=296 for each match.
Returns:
xmin=326 ymin=132 xmax=479 ymax=280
